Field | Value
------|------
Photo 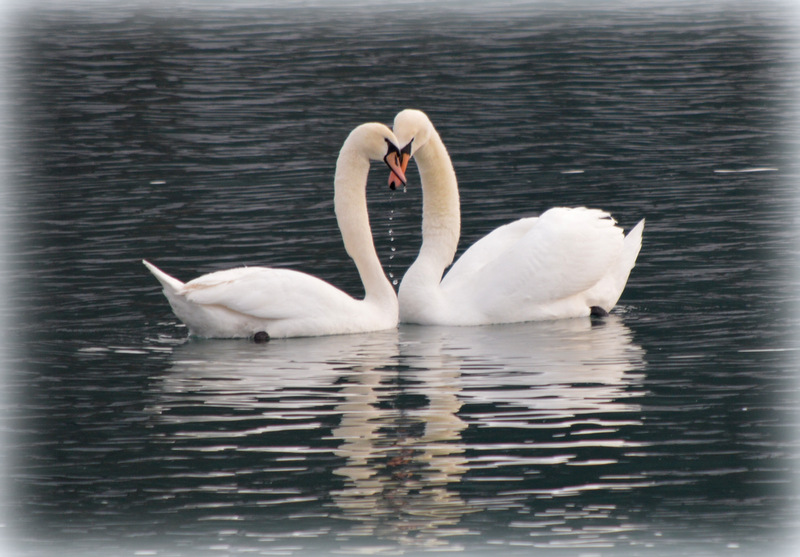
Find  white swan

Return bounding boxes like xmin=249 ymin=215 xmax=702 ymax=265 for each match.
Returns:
xmin=389 ymin=109 xmax=644 ymax=326
xmin=143 ymin=122 xmax=407 ymax=340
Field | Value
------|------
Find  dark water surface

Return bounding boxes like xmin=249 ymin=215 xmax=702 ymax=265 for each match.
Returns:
xmin=2 ymin=1 xmax=800 ymax=556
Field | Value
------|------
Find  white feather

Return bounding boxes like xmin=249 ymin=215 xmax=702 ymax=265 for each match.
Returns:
xmin=144 ymin=122 xmax=403 ymax=339
xmin=392 ymin=109 xmax=644 ymax=326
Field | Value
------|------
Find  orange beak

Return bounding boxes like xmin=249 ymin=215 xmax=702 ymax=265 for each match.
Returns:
xmin=387 ymin=145 xmax=411 ymax=190
xmin=385 ymin=150 xmax=408 ymax=191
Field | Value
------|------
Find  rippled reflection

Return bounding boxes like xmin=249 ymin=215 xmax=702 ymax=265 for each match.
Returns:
xmin=9 ymin=1 xmax=798 ymax=555
xmin=330 ymin=357 xmax=470 ymax=549
xmin=404 ymin=316 xmax=644 ymax=415
xmin=142 ymin=316 xmax=645 ymax=552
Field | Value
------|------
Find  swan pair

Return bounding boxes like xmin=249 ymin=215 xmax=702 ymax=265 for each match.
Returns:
xmin=144 ymin=111 xmax=644 ymax=340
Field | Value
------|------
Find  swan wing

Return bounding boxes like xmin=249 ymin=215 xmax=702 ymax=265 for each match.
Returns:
xmin=181 ymin=266 xmax=355 ymax=320
xmin=442 ymin=217 xmax=539 ymax=286
xmin=448 ymin=207 xmax=625 ymax=317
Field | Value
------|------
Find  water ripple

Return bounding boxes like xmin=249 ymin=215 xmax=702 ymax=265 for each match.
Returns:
xmin=6 ymin=2 xmax=799 ymax=556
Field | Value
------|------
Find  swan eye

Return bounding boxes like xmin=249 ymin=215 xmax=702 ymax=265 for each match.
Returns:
xmin=384 ymin=137 xmax=401 ymax=156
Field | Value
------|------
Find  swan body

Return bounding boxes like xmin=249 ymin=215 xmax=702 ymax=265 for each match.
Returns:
xmin=144 ymin=122 xmax=407 ymax=339
xmin=391 ymin=109 xmax=644 ymax=326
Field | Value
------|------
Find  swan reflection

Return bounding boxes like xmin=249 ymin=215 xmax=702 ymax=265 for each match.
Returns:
xmin=148 ymin=316 xmax=645 ymax=550
xmin=402 ymin=315 xmax=646 ymax=418
xmin=329 ymin=332 xmax=471 ymax=547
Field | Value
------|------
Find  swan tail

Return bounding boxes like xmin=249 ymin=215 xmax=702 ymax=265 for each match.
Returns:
xmin=585 ymin=218 xmax=644 ymax=312
xmin=143 ymin=259 xmax=185 ymax=294
xmin=609 ymin=218 xmax=645 ymax=306
xmin=621 ymin=219 xmax=645 ymax=273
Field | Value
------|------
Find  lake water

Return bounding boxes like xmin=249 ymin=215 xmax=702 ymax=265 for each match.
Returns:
xmin=2 ymin=1 xmax=800 ymax=556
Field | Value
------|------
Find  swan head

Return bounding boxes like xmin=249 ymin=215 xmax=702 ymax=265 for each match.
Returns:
xmin=345 ymin=122 xmax=407 ymax=189
xmin=388 ymin=109 xmax=434 ymax=190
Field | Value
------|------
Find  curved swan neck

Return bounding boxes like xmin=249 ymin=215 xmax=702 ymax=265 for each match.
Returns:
xmin=412 ymin=125 xmax=461 ymax=278
xmin=334 ymin=141 xmax=396 ymax=306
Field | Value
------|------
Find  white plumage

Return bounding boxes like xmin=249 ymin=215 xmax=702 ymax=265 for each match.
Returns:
xmin=391 ymin=109 xmax=644 ymax=326
xmin=144 ymin=122 xmax=407 ymax=339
